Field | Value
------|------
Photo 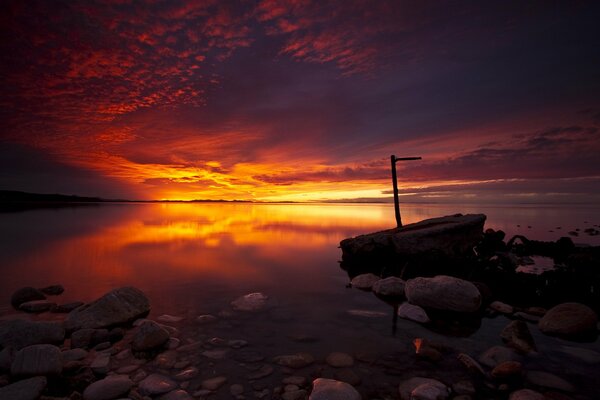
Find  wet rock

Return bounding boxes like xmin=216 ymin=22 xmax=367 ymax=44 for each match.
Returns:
xmin=83 ymin=374 xmax=133 ymax=400
xmin=372 ymin=276 xmax=405 ymax=297
xmin=52 ymin=301 xmax=84 ymax=313
xmin=0 ymin=320 xmax=64 ymax=350
xmin=11 ymin=287 xmax=46 ymax=309
xmin=491 ymin=361 xmax=522 ymax=379
xmin=500 ymin=320 xmax=537 ymax=353
xmin=132 ymin=320 xmax=169 ymax=352
xmin=11 ymin=344 xmax=62 ymax=376
xmin=62 ymin=348 xmax=88 ymax=362
xmin=398 ymin=377 xmax=447 ymax=400
xmin=457 ymin=353 xmax=485 ymax=376
xmin=509 ymin=389 xmax=546 ymax=400
xmin=350 ymin=273 xmax=380 ymax=291
xmin=116 ymin=364 xmax=139 ymax=374
xmin=309 ymin=378 xmax=360 ymax=400
xmin=415 ymin=345 xmax=442 ymax=362
xmin=230 ymin=384 xmax=245 ymax=396
xmin=65 ymin=286 xmax=150 ymax=331
xmin=247 ymin=364 xmax=274 ymax=380
xmin=539 ymin=303 xmax=598 ymax=339
xmin=91 ymin=352 xmax=111 ymax=375
xmin=411 ymin=382 xmax=449 ymax=400
xmin=490 ymin=301 xmax=514 ymax=314
xmin=478 ymin=346 xmax=520 ymax=368
xmin=196 ymin=314 xmax=217 ymax=324
xmin=40 ymin=284 xmax=65 ymax=296
xmin=231 ymin=293 xmax=268 ymax=311
xmin=139 ymin=373 xmax=178 ymax=396
xmin=0 ymin=376 xmax=47 ymax=400
xmin=71 ymin=328 xmax=109 ymax=349
xmin=405 ymin=275 xmax=481 ymax=313
xmin=397 ymin=302 xmax=430 ymax=323
xmin=202 ymin=376 xmax=227 ymax=390
xmin=525 ymin=371 xmax=575 ymax=392
xmin=228 ymin=339 xmax=248 ymax=348
xmin=157 ymin=389 xmax=193 ymax=400
xmin=201 ymin=349 xmax=229 ymax=359
xmin=157 ymin=315 xmax=184 ymax=323
xmin=167 ymin=337 xmax=181 ymax=350
xmin=19 ymin=300 xmax=56 ymax=313
xmin=274 ymin=353 xmax=314 ymax=369
xmin=174 ymin=367 xmax=199 ymax=381
xmin=326 ymin=352 xmax=354 ymax=368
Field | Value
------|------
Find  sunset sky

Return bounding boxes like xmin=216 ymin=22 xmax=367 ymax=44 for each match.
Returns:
xmin=1 ymin=1 xmax=599 ymax=202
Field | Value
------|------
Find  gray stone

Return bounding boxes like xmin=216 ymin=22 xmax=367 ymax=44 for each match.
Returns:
xmin=372 ymin=276 xmax=405 ymax=297
xmin=11 ymin=344 xmax=62 ymax=377
xmin=65 ymin=287 xmax=150 ymax=331
xmin=508 ymin=389 xmax=545 ymax=400
xmin=539 ymin=302 xmax=598 ymax=339
xmin=139 ymin=374 xmax=178 ymax=396
xmin=274 ymin=353 xmax=314 ymax=368
xmin=0 ymin=320 xmax=65 ymax=350
xmin=132 ymin=320 xmax=169 ymax=352
xmin=325 ymin=352 xmax=354 ymax=368
xmin=309 ymin=378 xmax=360 ymax=400
xmin=525 ymin=371 xmax=575 ymax=392
xmin=350 ymin=274 xmax=380 ymax=291
xmin=397 ymin=302 xmax=430 ymax=323
xmin=406 ymin=275 xmax=481 ymax=313
xmin=0 ymin=376 xmax=47 ymax=400
xmin=19 ymin=300 xmax=56 ymax=313
xmin=231 ymin=293 xmax=268 ymax=311
xmin=83 ymin=375 xmax=133 ymax=400
xmin=398 ymin=377 xmax=446 ymax=400
xmin=11 ymin=287 xmax=46 ymax=308
xmin=201 ymin=376 xmax=227 ymax=390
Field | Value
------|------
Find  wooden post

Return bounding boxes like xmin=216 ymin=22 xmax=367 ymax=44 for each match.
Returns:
xmin=391 ymin=155 xmax=422 ymax=228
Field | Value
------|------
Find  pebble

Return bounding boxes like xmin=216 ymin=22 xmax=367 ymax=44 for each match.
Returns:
xmin=398 ymin=377 xmax=447 ymax=400
xmin=138 ymin=373 xmax=178 ymax=396
xmin=132 ymin=320 xmax=170 ymax=352
xmin=411 ymin=382 xmax=449 ymax=400
xmin=274 ymin=353 xmax=315 ymax=368
xmin=157 ymin=389 xmax=193 ymax=400
xmin=309 ymin=378 xmax=360 ymax=400
xmin=202 ymin=349 xmax=229 ymax=359
xmin=19 ymin=300 xmax=56 ymax=313
xmin=282 ymin=389 xmax=307 ymax=400
xmin=326 ymin=352 xmax=354 ymax=368
xmin=83 ymin=374 xmax=133 ymax=400
xmin=457 ymin=353 xmax=485 ymax=376
xmin=500 ymin=320 xmax=537 ymax=353
xmin=91 ymin=352 xmax=111 ymax=375
xmin=39 ymin=284 xmax=65 ymax=295
xmin=509 ymin=389 xmax=546 ymax=400
xmin=168 ymin=337 xmax=181 ymax=350
xmin=478 ymin=346 xmax=520 ymax=368
xmin=10 ymin=287 xmax=46 ymax=308
xmin=116 ymin=364 xmax=139 ymax=374
xmin=282 ymin=376 xmax=307 ymax=386
xmin=491 ymin=361 xmax=522 ymax=379
xmin=157 ymin=314 xmax=184 ymax=323
xmin=247 ymin=364 xmax=274 ymax=379
xmin=452 ymin=380 xmax=475 ymax=395
xmin=228 ymin=339 xmax=248 ymax=348
xmin=202 ymin=376 xmax=227 ymax=390
xmin=62 ymin=348 xmax=88 ymax=362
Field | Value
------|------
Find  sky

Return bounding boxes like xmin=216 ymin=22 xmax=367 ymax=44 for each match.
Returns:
xmin=1 ymin=0 xmax=599 ymax=203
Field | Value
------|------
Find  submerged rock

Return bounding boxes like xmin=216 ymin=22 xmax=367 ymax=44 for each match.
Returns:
xmin=372 ymin=276 xmax=405 ymax=297
xmin=0 ymin=376 xmax=47 ymax=400
xmin=326 ymin=352 xmax=354 ymax=368
xmin=309 ymin=378 xmax=360 ymax=400
xmin=132 ymin=320 xmax=170 ymax=352
xmin=39 ymin=284 xmax=65 ymax=296
xmin=83 ymin=375 xmax=133 ymax=400
xmin=525 ymin=371 xmax=575 ymax=392
xmin=19 ymin=300 xmax=56 ymax=313
xmin=350 ymin=273 xmax=380 ymax=290
xmin=139 ymin=374 xmax=178 ymax=396
xmin=398 ymin=377 xmax=448 ymax=400
xmin=405 ymin=275 xmax=481 ymax=313
xmin=490 ymin=301 xmax=514 ymax=314
xmin=201 ymin=376 xmax=227 ymax=390
xmin=539 ymin=302 xmax=598 ymax=339
xmin=274 ymin=353 xmax=315 ymax=368
xmin=500 ymin=320 xmax=537 ymax=353
xmin=0 ymin=319 xmax=65 ymax=350
xmin=231 ymin=292 xmax=268 ymax=311
xmin=65 ymin=286 xmax=150 ymax=331
xmin=11 ymin=344 xmax=62 ymax=377
xmin=478 ymin=346 xmax=521 ymax=368
xmin=10 ymin=287 xmax=46 ymax=309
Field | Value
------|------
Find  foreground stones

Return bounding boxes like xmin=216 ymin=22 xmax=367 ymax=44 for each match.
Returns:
xmin=11 ymin=344 xmax=62 ymax=376
xmin=0 ymin=376 xmax=47 ymax=400
xmin=309 ymin=378 xmax=360 ymax=400
xmin=350 ymin=273 xmax=380 ymax=291
xmin=538 ymin=302 xmax=598 ymax=339
xmin=0 ymin=320 xmax=65 ymax=350
xmin=500 ymin=321 xmax=537 ymax=354
xmin=405 ymin=275 xmax=482 ymax=313
xmin=10 ymin=287 xmax=46 ymax=309
xmin=398 ymin=377 xmax=449 ymax=400
xmin=132 ymin=320 xmax=170 ymax=352
xmin=372 ymin=276 xmax=405 ymax=297
xmin=83 ymin=375 xmax=133 ymax=400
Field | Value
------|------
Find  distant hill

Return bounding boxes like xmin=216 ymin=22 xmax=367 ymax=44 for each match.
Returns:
xmin=0 ymin=190 xmax=106 ymax=203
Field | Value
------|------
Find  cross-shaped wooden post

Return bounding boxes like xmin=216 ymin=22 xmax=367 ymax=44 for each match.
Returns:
xmin=391 ymin=155 xmax=422 ymax=228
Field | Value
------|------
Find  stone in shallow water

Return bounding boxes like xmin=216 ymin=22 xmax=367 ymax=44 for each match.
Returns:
xmin=274 ymin=353 xmax=314 ymax=369
xmin=350 ymin=273 xmax=380 ymax=291
xmin=10 ymin=287 xmax=46 ymax=308
xmin=83 ymin=374 xmax=133 ymax=400
xmin=132 ymin=320 xmax=170 ymax=352
xmin=525 ymin=371 xmax=575 ymax=392
xmin=492 ymin=361 xmax=522 ymax=379
xmin=247 ymin=364 xmax=274 ymax=380
xmin=157 ymin=314 xmax=184 ymax=323
xmin=0 ymin=376 xmax=47 ymax=400
xmin=202 ymin=376 xmax=227 ymax=390
xmin=500 ymin=320 xmax=537 ymax=353
xmin=19 ymin=300 xmax=56 ymax=313
xmin=202 ymin=349 xmax=229 ymax=359
xmin=539 ymin=302 xmax=598 ymax=339
xmin=397 ymin=302 xmax=429 ymax=323
xmin=478 ymin=346 xmax=520 ymax=368
xmin=91 ymin=352 xmax=111 ymax=375
xmin=196 ymin=314 xmax=217 ymax=323
xmin=490 ymin=301 xmax=514 ymax=314
xmin=139 ymin=373 xmax=178 ymax=396
xmin=11 ymin=344 xmax=62 ymax=377
xmin=411 ymin=382 xmax=449 ymax=400
xmin=65 ymin=286 xmax=150 ymax=331
xmin=157 ymin=389 xmax=194 ymax=400
xmin=174 ymin=367 xmax=199 ymax=381
xmin=231 ymin=293 xmax=269 ymax=311
xmin=309 ymin=378 xmax=360 ymax=400
xmin=398 ymin=377 xmax=447 ymax=400
xmin=559 ymin=346 xmax=600 ymax=364
xmin=346 ymin=309 xmax=387 ymax=318
xmin=405 ymin=275 xmax=481 ymax=313
xmin=326 ymin=352 xmax=354 ymax=368
xmin=372 ymin=276 xmax=405 ymax=297
xmin=62 ymin=348 xmax=88 ymax=362
xmin=0 ymin=319 xmax=65 ymax=350
xmin=39 ymin=284 xmax=65 ymax=296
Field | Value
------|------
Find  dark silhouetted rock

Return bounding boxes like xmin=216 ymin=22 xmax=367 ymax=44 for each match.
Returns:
xmin=39 ymin=284 xmax=65 ymax=296
xmin=509 ymin=389 xmax=545 ymax=400
xmin=398 ymin=377 xmax=448 ymax=400
xmin=83 ymin=374 xmax=133 ymax=400
xmin=0 ymin=376 xmax=47 ymax=400
xmin=397 ymin=302 xmax=430 ymax=323
xmin=51 ymin=301 xmax=84 ymax=313
xmin=501 ymin=320 xmax=536 ymax=353
xmin=539 ymin=303 xmax=598 ymax=339
xmin=310 ymin=378 xmax=360 ymax=400
xmin=525 ymin=371 xmax=575 ymax=392
xmin=372 ymin=276 xmax=405 ymax=297
xmin=138 ymin=374 xmax=177 ymax=396
xmin=406 ymin=275 xmax=481 ymax=313
xmin=71 ymin=328 xmax=109 ymax=349
xmin=11 ymin=344 xmax=62 ymax=376
xmin=132 ymin=320 xmax=170 ymax=352
xmin=0 ymin=319 xmax=65 ymax=350
xmin=65 ymin=287 xmax=150 ymax=331
xmin=19 ymin=300 xmax=56 ymax=313
xmin=10 ymin=287 xmax=46 ymax=309
xmin=274 ymin=353 xmax=315 ymax=368
xmin=492 ymin=361 xmax=522 ymax=379
xmin=350 ymin=273 xmax=380 ymax=290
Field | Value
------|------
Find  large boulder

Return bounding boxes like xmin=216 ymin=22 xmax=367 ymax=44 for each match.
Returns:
xmin=132 ymin=321 xmax=170 ymax=352
xmin=341 ymin=214 xmax=486 ymax=262
xmin=0 ymin=319 xmax=65 ymax=350
xmin=11 ymin=344 xmax=62 ymax=376
xmin=309 ymin=378 xmax=360 ymax=400
xmin=0 ymin=376 xmax=47 ymax=400
xmin=65 ymin=287 xmax=150 ymax=331
xmin=538 ymin=302 xmax=598 ymax=339
xmin=405 ymin=275 xmax=481 ymax=313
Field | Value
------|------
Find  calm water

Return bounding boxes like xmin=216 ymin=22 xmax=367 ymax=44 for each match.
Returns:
xmin=1 ymin=202 xmax=599 ymax=397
